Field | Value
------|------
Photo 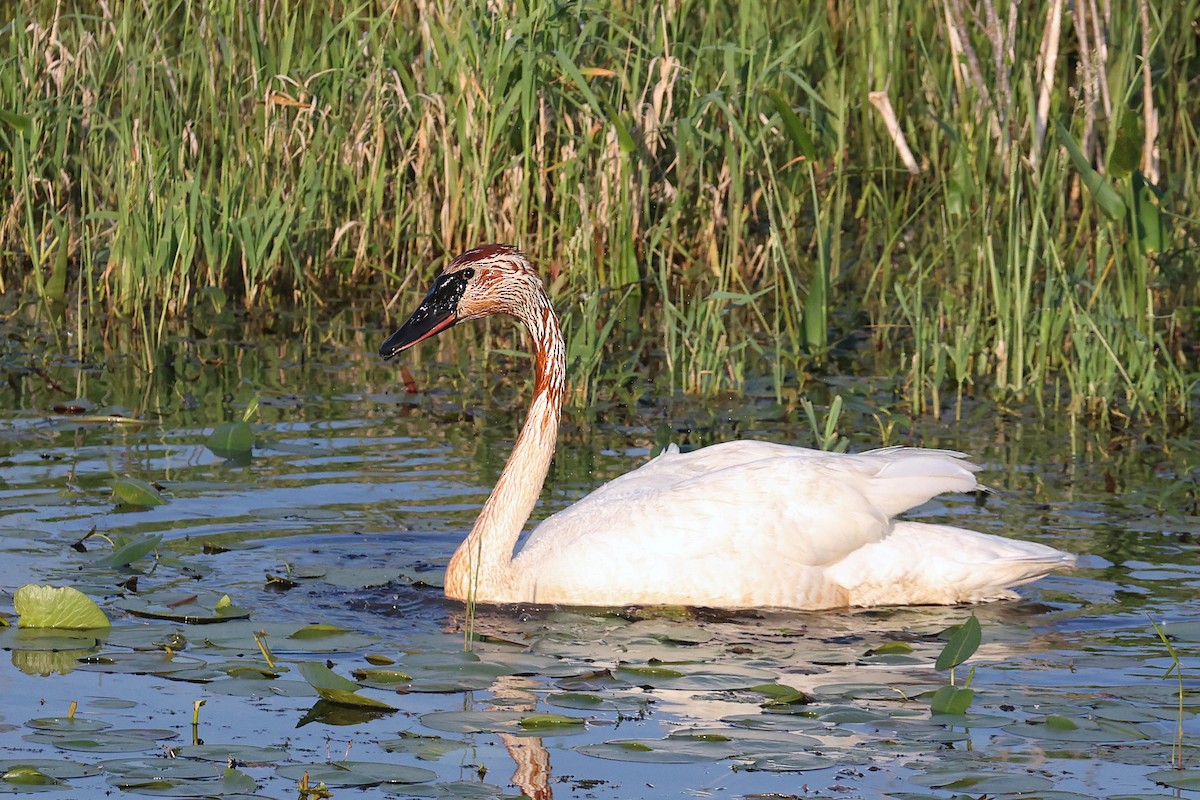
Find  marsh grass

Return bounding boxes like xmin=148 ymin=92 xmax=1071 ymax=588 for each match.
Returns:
xmin=0 ymin=0 xmax=1196 ymax=421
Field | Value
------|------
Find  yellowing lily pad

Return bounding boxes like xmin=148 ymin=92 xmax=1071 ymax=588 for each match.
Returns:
xmin=14 ymin=585 xmax=110 ymax=630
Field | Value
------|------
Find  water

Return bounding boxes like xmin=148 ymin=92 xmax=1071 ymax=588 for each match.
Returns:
xmin=0 ymin=314 xmax=1197 ymax=798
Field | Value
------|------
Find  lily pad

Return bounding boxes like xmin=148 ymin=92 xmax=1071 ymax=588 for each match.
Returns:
xmin=170 ymin=744 xmax=288 ymax=763
xmin=14 ymin=585 xmax=110 ymax=630
xmin=376 ymin=732 xmax=469 ymax=761
xmin=419 ymin=709 xmax=589 ymax=738
xmin=0 ymin=760 xmax=100 ymax=780
xmin=296 ymin=662 xmax=397 ymax=711
xmin=275 ymin=762 xmax=436 ymax=787
xmin=110 ymin=477 xmax=167 ymax=507
xmin=576 ymin=735 xmax=734 ymax=764
xmin=206 ymin=422 xmax=255 ymax=457
xmin=114 ymin=592 xmax=250 ymax=624
xmin=95 ymin=534 xmax=164 ymax=568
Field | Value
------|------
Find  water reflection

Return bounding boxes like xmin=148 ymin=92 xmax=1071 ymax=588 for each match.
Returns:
xmin=0 ymin=315 xmax=1196 ymax=798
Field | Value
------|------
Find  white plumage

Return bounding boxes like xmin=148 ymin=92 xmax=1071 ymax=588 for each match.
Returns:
xmin=380 ymin=245 xmax=1076 ymax=610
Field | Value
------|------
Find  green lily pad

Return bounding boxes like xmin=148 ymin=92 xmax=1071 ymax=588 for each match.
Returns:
xmin=544 ymin=692 xmax=649 ymax=712
xmin=376 ymin=732 xmax=468 ymax=761
xmin=732 ymin=751 xmax=838 ymax=771
xmin=0 ymin=760 xmax=100 ymax=780
xmin=14 ymin=585 xmax=110 ymax=630
xmin=25 ymin=717 xmax=111 ymax=733
xmin=419 ymin=709 xmax=588 ymax=738
xmin=74 ymin=651 xmax=209 ymax=676
xmin=170 ymin=744 xmax=288 ymax=763
xmin=206 ymin=422 xmax=255 ymax=457
xmin=576 ymin=735 xmax=734 ymax=764
xmin=0 ymin=767 xmax=58 ymax=786
xmin=1146 ymin=768 xmax=1200 ymax=790
xmin=296 ymin=662 xmax=397 ymax=710
xmin=114 ymin=592 xmax=250 ymax=624
xmin=275 ymin=762 xmax=436 ymax=786
xmin=111 ymin=477 xmax=167 ymax=507
xmin=1002 ymin=716 xmax=1152 ymax=742
xmin=95 ymin=534 xmax=164 ymax=568
xmin=23 ymin=731 xmax=158 ymax=753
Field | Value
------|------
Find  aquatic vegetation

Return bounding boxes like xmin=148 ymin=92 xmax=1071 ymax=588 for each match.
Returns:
xmin=0 ymin=0 xmax=1195 ymax=420
xmin=0 ymin=333 xmax=1197 ymax=797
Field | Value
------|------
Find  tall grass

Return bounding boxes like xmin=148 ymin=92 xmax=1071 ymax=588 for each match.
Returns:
xmin=0 ymin=0 xmax=1195 ymax=421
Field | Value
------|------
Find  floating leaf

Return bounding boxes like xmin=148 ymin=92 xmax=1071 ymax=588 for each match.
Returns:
xmin=115 ymin=592 xmax=250 ymax=624
xmin=276 ymin=762 xmax=435 ymax=787
xmin=206 ymin=421 xmax=254 ymax=457
xmin=1 ymin=766 xmax=58 ymax=785
xmin=929 ymin=685 xmax=974 ymax=715
xmin=935 ymin=615 xmax=981 ymax=671
xmin=1146 ymin=768 xmax=1200 ymax=790
xmin=296 ymin=661 xmax=396 ymax=711
xmin=14 ymin=585 xmax=110 ymax=630
xmin=377 ymin=732 xmax=468 ymax=761
xmin=169 ymin=744 xmax=287 ymax=763
xmin=517 ymin=714 xmax=587 ymax=730
xmin=110 ymin=477 xmax=167 ymax=507
xmin=96 ymin=535 xmax=163 ymax=568
xmin=867 ymin=641 xmax=914 ymax=656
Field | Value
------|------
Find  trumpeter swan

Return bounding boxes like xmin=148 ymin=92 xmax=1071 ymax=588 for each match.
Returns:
xmin=380 ymin=245 xmax=1075 ymax=609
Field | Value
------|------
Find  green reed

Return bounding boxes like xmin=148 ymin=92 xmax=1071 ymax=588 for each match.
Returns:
xmin=0 ymin=0 xmax=1195 ymax=421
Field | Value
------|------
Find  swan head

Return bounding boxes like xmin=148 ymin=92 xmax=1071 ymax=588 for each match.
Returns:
xmin=380 ymin=244 xmax=543 ymax=361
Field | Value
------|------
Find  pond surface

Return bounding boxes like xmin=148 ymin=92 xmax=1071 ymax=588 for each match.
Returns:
xmin=0 ymin=314 xmax=1198 ymax=799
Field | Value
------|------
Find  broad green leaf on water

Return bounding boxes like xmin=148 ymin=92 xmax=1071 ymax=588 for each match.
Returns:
xmin=576 ymin=735 xmax=733 ymax=764
xmin=376 ymin=732 xmax=468 ymax=761
xmin=295 ymin=661 xmax=396 ymax=710
xmin=115 ymin=592 xmax=250 ymax=624
xmin=275 ymin=762 xmax=436 ymax=787
xmin=351 ymin=668 xmax=413 ymax=685
xmin=733 ymin=752 xmax=838 ymax=772
xmin=867 ymin=641 xmax=914 ymax=656
xmin=1146 ymin=768 xmax=1200 ymax=790
xmin=296 ymin=661 xmax=362 ymax=692
xmin=929 ymin=685 xmax=974 ymax=715
xmin=935 ymin=615 xmax=981 ymax=671
xmin=1002 ymin=717 xmax=1152 ymax=742
xmin=517 ymin=714 xmax=587 ymax=730
xmin=110 ymin=477 xmax=166 ymax=507
xmin=767 ymin=89 xmax=817 ymax=161
xmin=220 ymin=767 xmax=256 ymax=792
xmin=0 ymin=759 xmax=100 ymax=780
xmin=96 ymin=534 xmax=164 ymax=568
xmin=169 ymin=744 xmax=288 ymax=763
xmin=1 ymin=766 xmax=58 ymax=785
xmin=26 ymin=717 xmax=111 ymax=733
xmin=1055 ymin=120 xmax=1126 ymax=219
xmin=544 ymin=692 xmax=648 ymax=713
xmin=14 ymin=585 xmax=110 ymax=629
xmin=420 ymin=709 xmax=588 ymax=738
xmin=205 ymin=421 xmax=254 ymax=456
xmin=289 ymin=624 xmax=353 ymax=639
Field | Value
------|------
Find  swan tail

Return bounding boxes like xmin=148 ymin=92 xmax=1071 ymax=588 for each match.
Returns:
xmin=825 ymin=522 xmax=1076 ymax=607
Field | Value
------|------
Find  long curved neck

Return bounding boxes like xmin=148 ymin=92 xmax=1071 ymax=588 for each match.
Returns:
xmin=445 ymin=295 xmax=565 ymax=603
